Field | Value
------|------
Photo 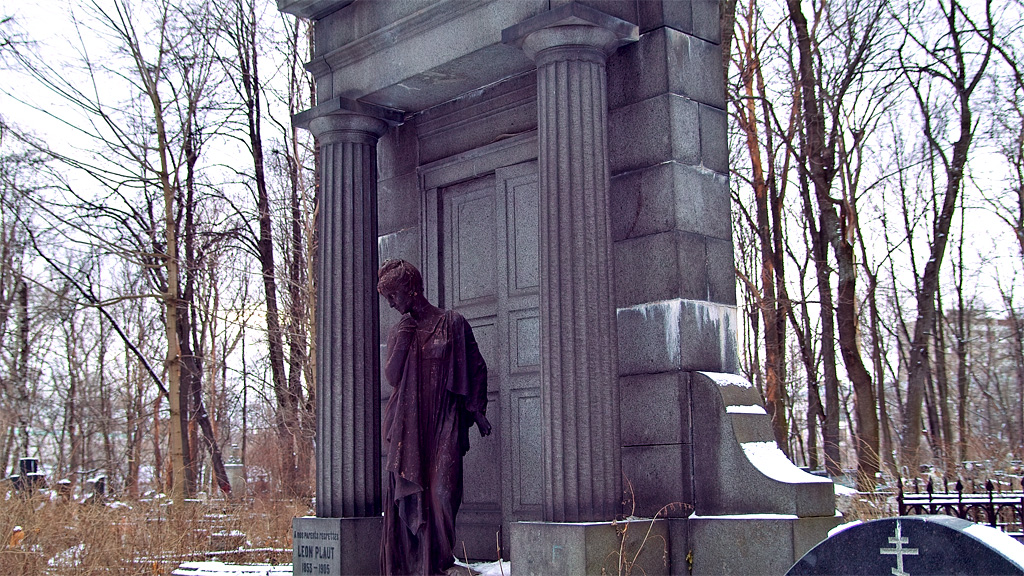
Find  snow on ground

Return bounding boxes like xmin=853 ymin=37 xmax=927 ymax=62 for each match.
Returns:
xmin=833 ymin=482 xmax=858 ymax=496
xmin=172 ymin=562 xmax=291 ymax=575
xmin=171 ymin=559 xmax=511 ymax=576
xmin=458 ymin=559 xmax=511 ymax=576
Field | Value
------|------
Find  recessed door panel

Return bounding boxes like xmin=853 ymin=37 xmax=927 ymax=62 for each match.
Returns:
xmin=438 ymin=162 xmax=540 ymax=561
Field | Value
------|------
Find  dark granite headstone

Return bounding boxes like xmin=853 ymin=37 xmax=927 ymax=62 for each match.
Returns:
xmin=788 ymin=515 xmax=1024 ymax=575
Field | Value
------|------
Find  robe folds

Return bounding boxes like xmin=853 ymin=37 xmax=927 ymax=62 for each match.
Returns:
xmin=381 ymin=309 xmax=488 ymax=576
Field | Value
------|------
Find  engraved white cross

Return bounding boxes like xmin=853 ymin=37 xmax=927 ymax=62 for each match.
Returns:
xmin=879 ymin=520 xmax=919 ymax=576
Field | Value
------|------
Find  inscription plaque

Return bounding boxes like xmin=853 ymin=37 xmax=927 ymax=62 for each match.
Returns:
xmin=293 ymin=517 xmax=341 ymax=576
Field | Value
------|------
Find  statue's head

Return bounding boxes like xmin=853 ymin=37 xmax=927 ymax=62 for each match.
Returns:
xmin=377 ymin=259 xmax=424 ymax=297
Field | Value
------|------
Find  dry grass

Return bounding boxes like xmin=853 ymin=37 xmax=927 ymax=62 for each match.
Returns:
xmin=0 ymin=491 xmax=307 ymax=575
xmin=834 ymin=488 xmax=899 ymax=522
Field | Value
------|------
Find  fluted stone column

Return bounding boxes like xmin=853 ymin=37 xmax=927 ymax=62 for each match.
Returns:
xmin=504 ymin=4 xmax=638 ymax=523
xmin=308 ymin=111 xmax=388 ymax=519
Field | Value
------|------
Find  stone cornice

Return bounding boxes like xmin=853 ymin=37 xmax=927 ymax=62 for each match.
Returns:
xmin=292 ymin=96 xmax=405 ymax=130
xmin=277 ymin=0 xmax=351 ymax=20
xmin=305 ymin=0 xmax=492 ymax=78
xmin=501 ymin=2 xmax=638 ymax=55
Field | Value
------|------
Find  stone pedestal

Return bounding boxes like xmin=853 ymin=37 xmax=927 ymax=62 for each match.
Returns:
xmin=224 ymin=463 xmax=245 ymax=496
xmin=293 ymin=516 xmax=382 ymax=576
xmin=503 ymin=0 xmax=638 ymax=525
xmin=510 ymin=519 xmax=669 ymax=576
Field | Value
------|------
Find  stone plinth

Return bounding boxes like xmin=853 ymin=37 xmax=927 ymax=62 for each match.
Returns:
xmin=510 ymin=519 xmax=669 ymax=576
xmin=684 ymin=515 xmax=842 ymax=575
xmin=292 ymin=516 xmax=382 ymax=576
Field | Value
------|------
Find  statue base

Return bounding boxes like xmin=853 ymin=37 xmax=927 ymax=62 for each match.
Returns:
xmin=509 ymin=514 xmax=841 ymax=575
xmin=510 ymin=519 xmax=669 ymax=575
xmin=292 ymin=516 xmax=381 ymax=576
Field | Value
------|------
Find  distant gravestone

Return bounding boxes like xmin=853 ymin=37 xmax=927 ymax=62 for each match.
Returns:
xmin=788 ymin=515 xmax=1024 ymax=575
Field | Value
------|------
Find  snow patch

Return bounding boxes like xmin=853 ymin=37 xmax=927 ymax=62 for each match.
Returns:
xmin=48 ymin=543 xmax=86 ymax=568
xmin=964 ymin=523 xmax=1024 ymax=568
xmin=741 ymin=441 xmax=833 ymax=484
xmin=458 ymin=559 xmax=512 ymax=576
xmin=828 ymin=519 xmax=862 ymax=537
xmin=171 ymin=562 xmax=290 ymax=575
xmin=702 ymin=372 xmax=753 ymax=388
xmin=726 ymin=404 xmax=767 ymax=415
xmin=832 ymin=483 xmax=858 ymax=496
xmin=689 ymin=513 xmax=798 ymax=520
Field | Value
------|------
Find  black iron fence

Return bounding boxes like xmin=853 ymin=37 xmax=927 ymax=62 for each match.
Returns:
xmin=898 ymin=476 xmax=1024 ymax=537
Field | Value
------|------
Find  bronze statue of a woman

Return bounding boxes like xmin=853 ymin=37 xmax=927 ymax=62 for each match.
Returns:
xmin=377 ymin=259 xmax=491 ymax=576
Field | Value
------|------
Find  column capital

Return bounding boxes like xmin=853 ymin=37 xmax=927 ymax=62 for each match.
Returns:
xmin=502 ymin=2 xmax=638 ymax=64
xmin=294 ymin=96 xmax=403 ymax=144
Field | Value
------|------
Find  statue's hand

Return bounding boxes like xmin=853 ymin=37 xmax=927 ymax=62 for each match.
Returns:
xmin=474 ymin=412 xmax=492 ymax=437
xmin=397 ymin=313 xmax=417 ymax=332
xmin=393 ymin=314 xmax=417 ymax=349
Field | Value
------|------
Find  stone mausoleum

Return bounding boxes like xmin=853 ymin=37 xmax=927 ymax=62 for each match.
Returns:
xmin=281 ymin=1 xmax=841 ymax=574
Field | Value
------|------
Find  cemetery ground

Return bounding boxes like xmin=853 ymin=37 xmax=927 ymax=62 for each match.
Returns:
xmin=0 ymin=475 xmax=1018 ymax=574
xmin=0 ymin=490 xmax=301 ymax=574
xmin=0 ymin=479 xmax=879 ymax=575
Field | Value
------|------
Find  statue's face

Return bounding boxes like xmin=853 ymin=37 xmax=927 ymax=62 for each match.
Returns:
xmin=384 ymin=285 xmax=414 ymax=314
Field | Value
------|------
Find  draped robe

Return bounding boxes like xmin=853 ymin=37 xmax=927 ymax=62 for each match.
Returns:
xmin=381 ymin=309 xmax=488 ymax=575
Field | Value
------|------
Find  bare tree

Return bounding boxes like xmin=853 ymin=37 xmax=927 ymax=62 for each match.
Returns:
xmin=897 ymin=0 xmax=995 ymax=473
xmin=726 ymin=0 xmax=795 ymax=454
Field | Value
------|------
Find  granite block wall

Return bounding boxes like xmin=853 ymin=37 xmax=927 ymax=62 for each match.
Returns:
xmin=605 ymin=2 xmax=736 ymax=521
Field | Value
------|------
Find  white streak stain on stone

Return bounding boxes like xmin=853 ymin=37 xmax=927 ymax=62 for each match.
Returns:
xmin=378 ymin=232 xmax=396 ymax=258
xmin=617 ymin=299 xmax=681 ymax=367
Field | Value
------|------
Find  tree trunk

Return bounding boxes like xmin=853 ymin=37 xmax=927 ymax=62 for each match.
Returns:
xmin=15 ymin=278 xmax=30 ymax=463
xmin=933 ymin=308 xmax=955 ymax=475
xmin=787 ymin=0 xmax=881 ymax=483
xmin=730 ymin=0 xmax=791 ymax=454
xmin=901 ymin=0 xmax=993 ymax=474
xmin=232 ymin=0 xmax=301 ymax=491
xmin=865 ymin=269 xmax=897 ymax=475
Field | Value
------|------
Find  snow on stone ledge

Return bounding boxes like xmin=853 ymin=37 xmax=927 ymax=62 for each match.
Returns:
xmin=828 ymin=519 xmax=863 ymax=537
xmin=964 ymin=523 xmax=1024 ymax=568
xmin=701 ymin=371 xmax=753 ymax=388
xmin=741 ymin=441 xmax=833 ymax=485
xmin=726 ymin=404 xmax=767 ymax=415
xmin=689 ymin=513 xmax=799 ymax=520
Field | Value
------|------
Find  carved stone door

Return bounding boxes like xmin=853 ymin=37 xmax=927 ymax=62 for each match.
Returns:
xmin=439 ymin=161 xmax=541 ymax=559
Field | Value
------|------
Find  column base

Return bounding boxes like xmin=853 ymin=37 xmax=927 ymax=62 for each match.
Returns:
xmin=293 ymin=516 xmax=381 ymax=576
xmin=510 ymin=519 xmax=669 ymax=576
